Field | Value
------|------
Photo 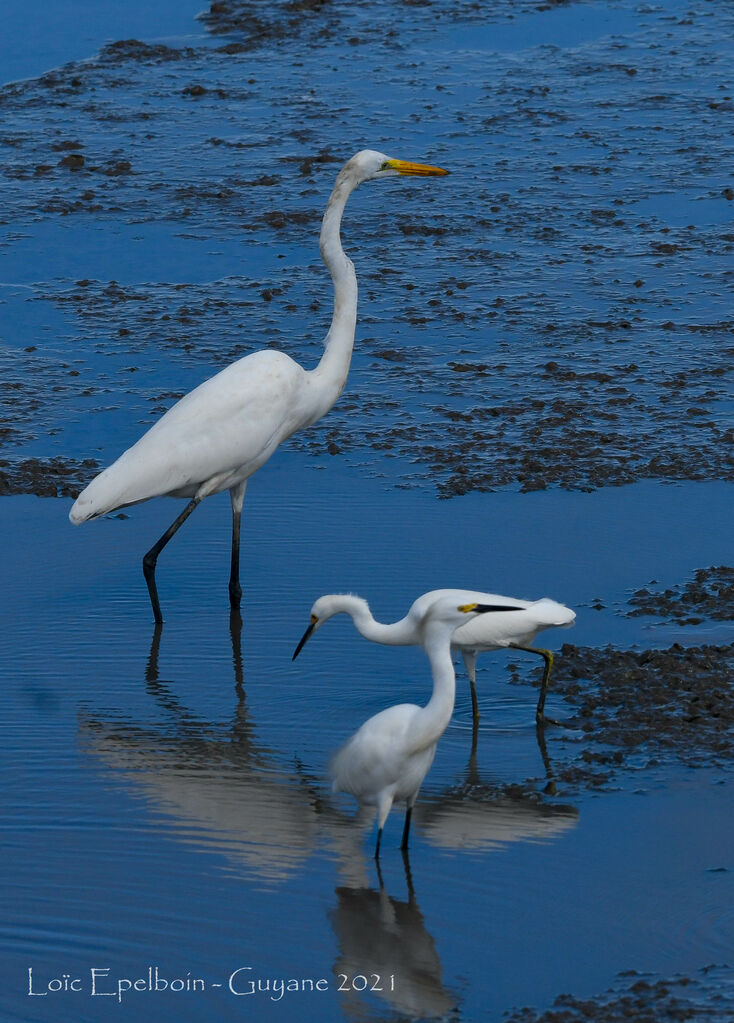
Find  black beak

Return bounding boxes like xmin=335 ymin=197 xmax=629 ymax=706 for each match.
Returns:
xmin=292 ymin=621 xmax=316 ymax=661
xmin=474 ymin=604 xmax=522 ymax=613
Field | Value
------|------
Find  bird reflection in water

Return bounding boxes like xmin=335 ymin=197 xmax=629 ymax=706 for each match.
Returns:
xmin=415 ymin=728 xmax=578 ymax=854
xmin=330 ymin=856 xmax=458 ymax=1022
xmin=80 ymin=616 xmax=323 ymax=883
xmin=79 ymin=619 xmax=577 ymax=884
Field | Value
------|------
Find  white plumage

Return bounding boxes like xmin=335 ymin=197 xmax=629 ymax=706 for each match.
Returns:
xmin=294 ymin=587 xmax=576 ymax=725
xmin=69 ymin=150 xmax=448 ymax=621
xmin=323 ymin=596 xmax=505 ymax=857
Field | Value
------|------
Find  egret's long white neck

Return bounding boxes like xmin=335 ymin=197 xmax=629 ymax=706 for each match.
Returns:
xmin=310 ymin=170 xmax=360 ymax=408
xmin=407 ymin=620 xmax=458 ymax=754
xmin=333 ymin=596 xmax=419 ymax=646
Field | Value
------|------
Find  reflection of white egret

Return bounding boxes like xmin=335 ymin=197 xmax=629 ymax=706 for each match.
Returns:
xmin=79 ymin=624 xmax=323 ymax=883
xmin=296 ymin=597 xmax=520 ymax=858
xmin=69 ymin=150 xmax=448 ymax=622
xmin=330 ymin=880 xmax=456 ymax=1020
xmin=293 ymin=588 xmax=576 ymax=724
xmin=417 ymin=793 xmax=577 ymax=852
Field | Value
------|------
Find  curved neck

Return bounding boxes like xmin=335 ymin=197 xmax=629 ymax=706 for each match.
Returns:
xmin=311 ymin=171 xmax=360 ymax=402
xmin=336 ymin=597 xmax=418 ymax=646
xmin=407 ymin=621 xmax=457 ymax=754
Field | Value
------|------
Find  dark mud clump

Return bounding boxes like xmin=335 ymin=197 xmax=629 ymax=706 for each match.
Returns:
xmin=531 ymin=641 xmax=734 ymax=789
xmin=506 ymin=965 xmax=734 ymax=1023
xmin=0 ymin=456 xmax=99 ymax=498
xmin=627 ymin=566 xmax=734 ymax=625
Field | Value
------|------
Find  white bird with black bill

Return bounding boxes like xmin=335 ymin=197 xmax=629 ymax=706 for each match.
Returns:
xmin=293 ymin=588 xmax=576 ymax=725
xmin=294 ymin=595 xmax=523 ymax=858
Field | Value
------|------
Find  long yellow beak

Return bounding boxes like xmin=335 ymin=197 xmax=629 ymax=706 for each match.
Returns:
xmin=385 ymin=158 xmax=449 ymax=176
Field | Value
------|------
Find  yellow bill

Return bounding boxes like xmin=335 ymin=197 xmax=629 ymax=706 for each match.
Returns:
xmin=385 ymin=158 xmax=449 ymax=176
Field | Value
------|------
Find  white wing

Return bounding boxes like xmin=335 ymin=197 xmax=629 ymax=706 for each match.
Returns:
xmin=70 ymin=350 xmax=312 ymax=522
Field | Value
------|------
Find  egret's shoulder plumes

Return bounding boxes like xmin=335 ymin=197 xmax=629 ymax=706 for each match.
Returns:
xmin=69 ymin=148 xmax=448 ymax=621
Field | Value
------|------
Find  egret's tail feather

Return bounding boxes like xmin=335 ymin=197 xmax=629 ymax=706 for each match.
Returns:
xmin=533 ymin=598 xmax=576 ymax=629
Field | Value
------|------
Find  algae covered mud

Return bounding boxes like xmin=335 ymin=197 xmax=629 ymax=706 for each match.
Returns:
xmin=1 ymin=1 xmax=733 ymax=1022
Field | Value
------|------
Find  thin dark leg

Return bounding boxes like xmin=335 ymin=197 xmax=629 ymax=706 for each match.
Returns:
xmin=535 ymin=649 xmax=553 ymax=722
xmin=510 ymin=644 xmax=563 ymax=726
xmin=229 ymin=504 xmax=242 ymax=608
xmin=470 ymin=678 xmax=480 ymax=724
xmin=401 ymin=846 xmax=415 ymax=899
xmin=535 ymin=721 xmax=558 ymax=795
xmin=462 ymin=651 xmax=480 ymax=724
xmin=229 ymin=481 xmax=247 ymax=610
xmin=145 ymin=622 xmax=163 ymax=684
xmin=374 ymin=826 xmax=383 ymax=860
xmin=230 ymin=608 xmax=244 ymax=691
xmin=400 ymin=806 xmax=413 ymax=851
xmin=375 ymin=855 xmax=385 ymax=889
xmin=142 ymin=497 xmax=200 ymax=624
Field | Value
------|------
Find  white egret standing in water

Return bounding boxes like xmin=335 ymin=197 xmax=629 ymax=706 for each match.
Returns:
xmin=69 ymin=150 xmax=448 ymax=622
xmin=295 ymin=596 xmax=522 ymax=858
xmin=293 ymin=588 xmax=576 ymax=725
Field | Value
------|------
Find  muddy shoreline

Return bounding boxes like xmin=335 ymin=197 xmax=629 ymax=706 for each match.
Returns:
xmin=2 ymin=0 xmax=733 ymax=498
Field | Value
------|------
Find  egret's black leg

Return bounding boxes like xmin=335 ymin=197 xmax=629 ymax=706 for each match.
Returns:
xmin=145 ymin=622 xmax=163 ymax=684
xmin=462 ymin=650 xmax=480 ymax=724
xmin=400 ymin=806 xmax=413 ymax=851
xmin=470 ymin=713 xmax=479 ymax=759
xmin=510 ymin=644 xmax=564 ymax=727
xmin=535 ymin=721 xmax=558 ymax=795
xmin=374 ymin=826 xmax=383 ymax=860
xmin=375 ymin=855 xmax=385 ymax=889
xmin=142 ymin=497 xmax=200 ymax=624
xmin=401 ymin=847 xmax=415 ymax=899
xmin=229 ymin=608 xmax=244 ymax=691
xmin=229 ymin=505 xmax=242 ymax=608
xmin=229 ymin=481 xmax=247 ymax=610
xmin=470 ymin=682 xmax=480 ymax=725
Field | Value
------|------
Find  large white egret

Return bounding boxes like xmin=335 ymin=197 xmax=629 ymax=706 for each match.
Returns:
xmin=304 ymin=597 xmax=516 ymax=858
xmin=293 ymin=588 xmax=576 ymax=725
xmin=69 ymin=150 xmax=449 ymax=622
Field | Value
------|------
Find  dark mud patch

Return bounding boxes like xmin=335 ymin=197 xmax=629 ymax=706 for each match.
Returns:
xmin=506 ymin=964 xmax=734 ymax=1023
xmin=0 ymin=455 xmax=99 ymax=497
xmin=627 ymin=566 xmax=734 ymax=625
xmin=533 ymin=641 xmax=734 ymax=790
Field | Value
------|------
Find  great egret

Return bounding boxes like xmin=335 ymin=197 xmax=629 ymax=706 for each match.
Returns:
xmin=293 ymin=588 xmax=576 ymax=725
xmin=69 ymin=150 xmax=449 ymax=622
xmin=297 ymin=596 xmax=519 ymax=858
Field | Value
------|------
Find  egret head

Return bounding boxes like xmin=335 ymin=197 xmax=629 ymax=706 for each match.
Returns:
xmin=342 ymin=149 xmax=449 ymax=186
xmin=292 ymin=593 xmax=369 ymax=660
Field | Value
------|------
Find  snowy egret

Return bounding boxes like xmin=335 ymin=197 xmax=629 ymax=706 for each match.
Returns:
xmin=299 ymin=596 xmax=518 ymax=858
xmin=293 ymin=588 xmax=576 ymax=725
xmin=69 ymin=150 xmax=448 ymax=622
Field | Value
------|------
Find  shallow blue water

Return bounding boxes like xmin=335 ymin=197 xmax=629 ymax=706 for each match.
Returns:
xmin=1 ymin=469 xmax=733 ymax=1021
xmin=1 ymin=0 xmax=207 ymax=85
